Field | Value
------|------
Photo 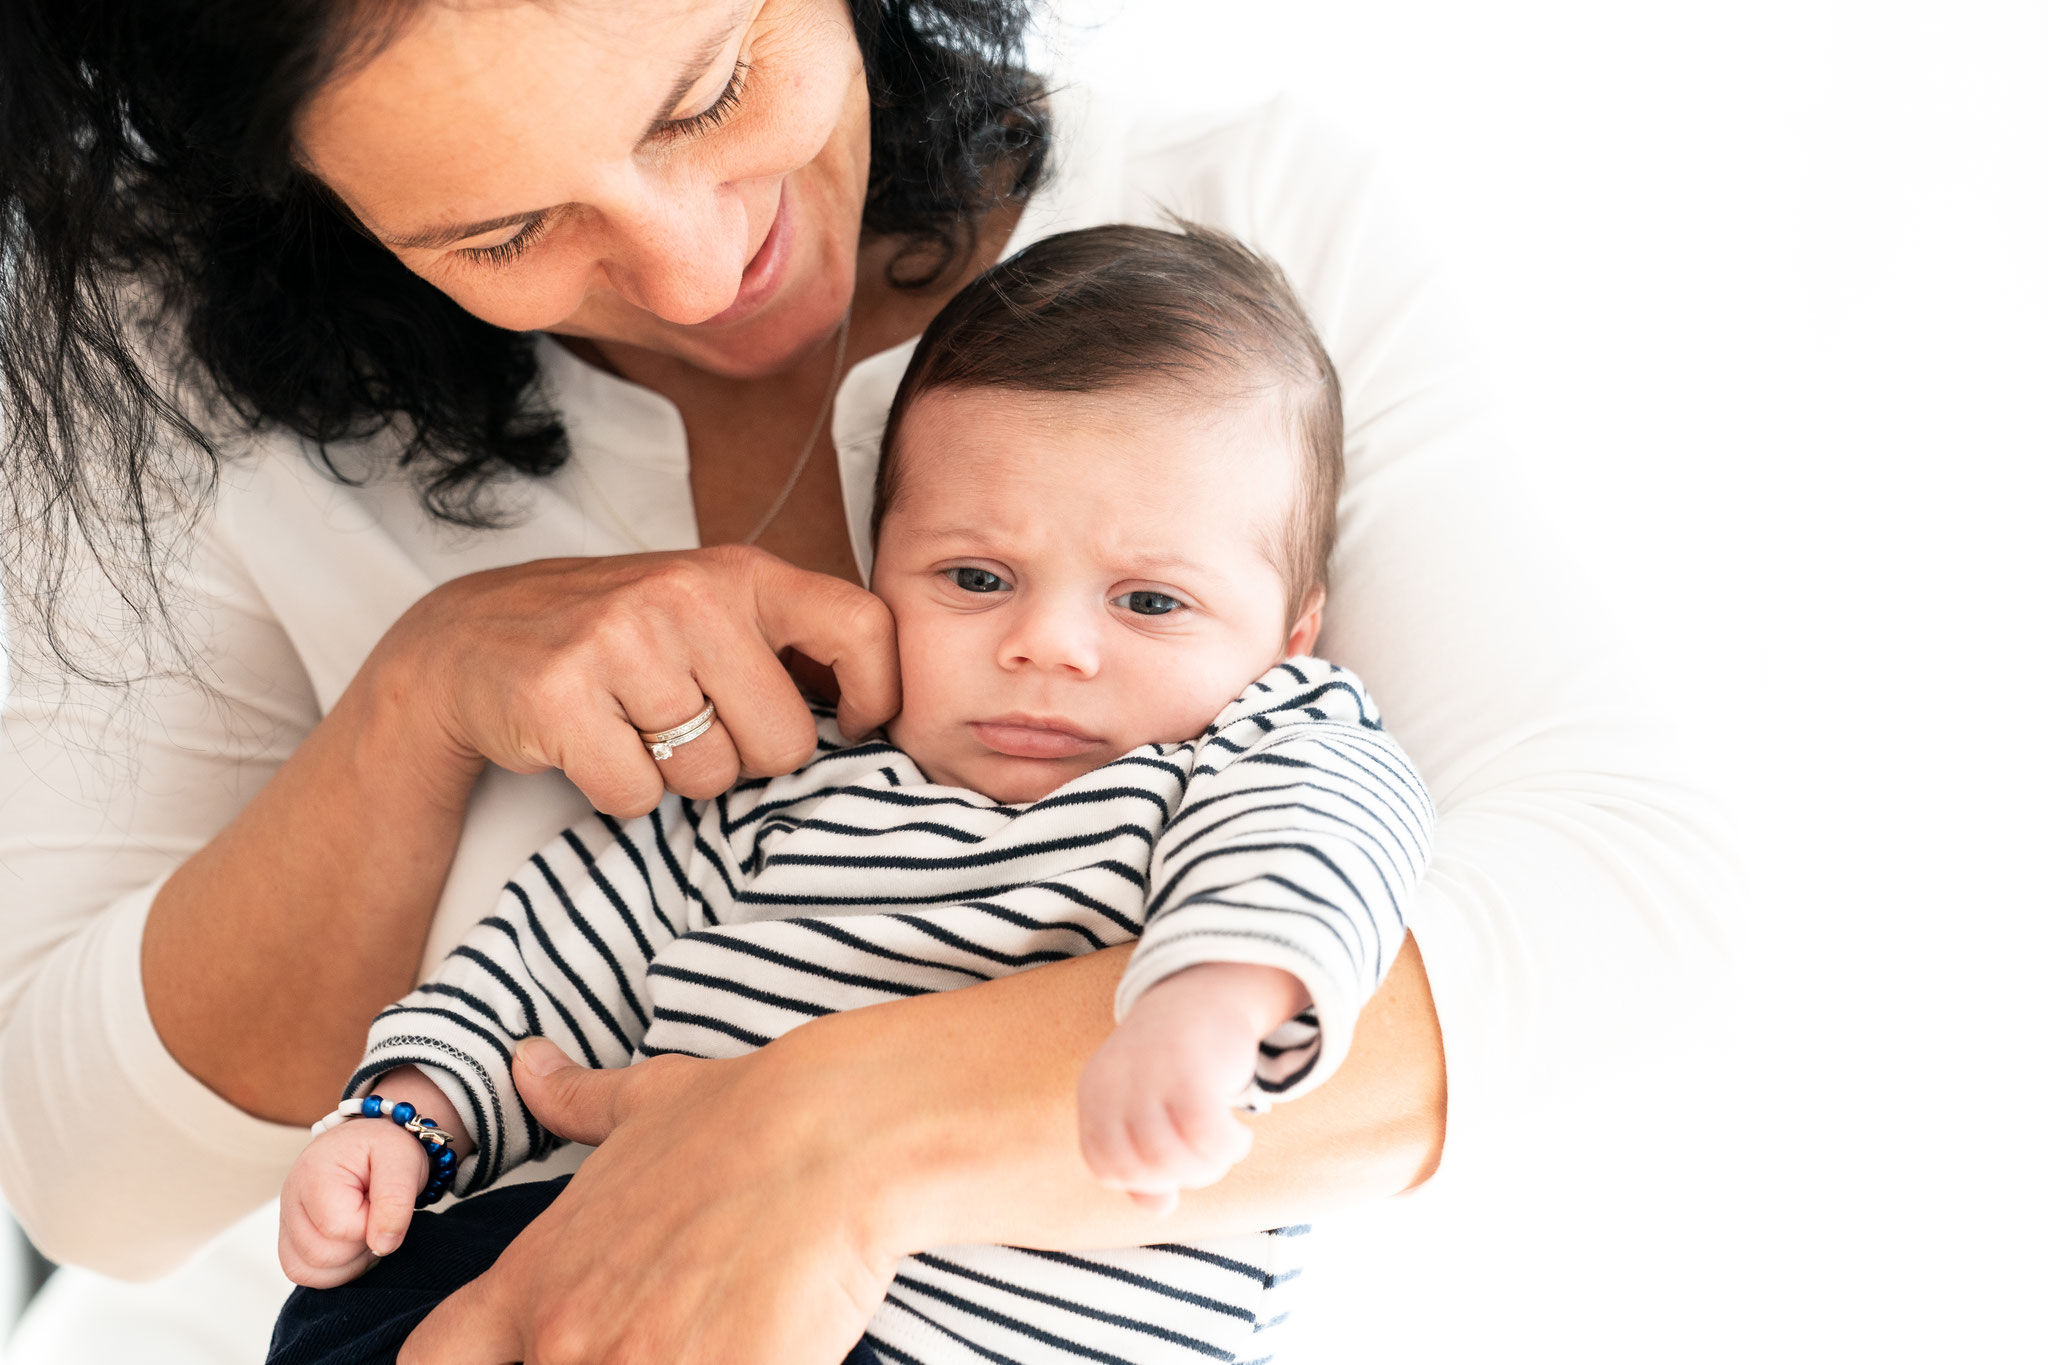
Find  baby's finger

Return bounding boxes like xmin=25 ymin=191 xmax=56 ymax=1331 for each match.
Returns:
xmin=366 ymin=1143 xmax=428 ymax=1257
xmin=1128 ymin=1190 xmax=1179 ymax=1217
xmin=1166 ymin=1098 xmax=1255 ymax=1182
xmin=299 ymin=1162 xmax=372 ymax=1246
xmin=280 ymin=1191 xmax=376 ymax=1289
xmin=1124 ymin=1100 xmax=1197 ymax=1187
xmin=1077 ymin=1095 xmax=1134 ymax=1184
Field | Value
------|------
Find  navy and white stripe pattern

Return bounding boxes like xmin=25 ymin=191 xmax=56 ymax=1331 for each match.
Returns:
xmin=354 ymin=658 xmax=1433 ymax=1364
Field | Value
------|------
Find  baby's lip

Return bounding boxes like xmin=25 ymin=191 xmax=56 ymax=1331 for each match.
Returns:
xmin=969 ymin=714 xmax=1105 ymax=760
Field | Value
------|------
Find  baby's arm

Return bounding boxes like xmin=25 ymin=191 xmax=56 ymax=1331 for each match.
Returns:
xmin=348 ymin=801 xmax=707 ymax=1197
xmin=278 ymin=1067 xmax=473 ymax=1286
xmin=1079 ymin=661 xmax=1435 ymax=1211
xmin=275 ymin=798 xmax=714 ymax=1286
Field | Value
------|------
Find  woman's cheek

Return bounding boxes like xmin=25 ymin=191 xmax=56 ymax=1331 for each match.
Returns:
xmin=426 ymin=257 xmax=596 ymax=334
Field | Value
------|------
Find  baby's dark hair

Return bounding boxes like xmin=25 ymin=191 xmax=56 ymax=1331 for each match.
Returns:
xmin=874 ymin=222 xmax=1343 ymax=616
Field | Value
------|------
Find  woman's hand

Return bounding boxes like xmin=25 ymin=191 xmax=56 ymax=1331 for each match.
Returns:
xmin=398 ymin=1040 xmax=895 ymax=1365
xmin=369 ymin=544 xmax=901 ymax=814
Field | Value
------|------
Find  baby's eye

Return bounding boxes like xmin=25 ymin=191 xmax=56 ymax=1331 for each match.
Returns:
xmin=1114 ymin=590 xmax=1184 ymax=616
xmin=944 ymin=567 xmax=1012 ymax=594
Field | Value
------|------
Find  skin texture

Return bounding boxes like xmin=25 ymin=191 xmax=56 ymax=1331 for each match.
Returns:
xmin=133 ymin=0 xmax=1451 ymax=1356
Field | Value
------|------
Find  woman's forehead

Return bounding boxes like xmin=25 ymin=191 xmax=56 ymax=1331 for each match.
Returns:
xmin=297 ymin=0 xmax=749 ymax=240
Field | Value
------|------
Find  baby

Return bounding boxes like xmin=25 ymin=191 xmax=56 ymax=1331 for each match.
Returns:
xmin=272 ymin=224 xmax=1434 ymax=1365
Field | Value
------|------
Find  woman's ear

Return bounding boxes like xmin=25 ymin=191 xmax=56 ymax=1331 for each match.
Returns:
xmin=1284 ymin=585 xmax=1326 ymax=658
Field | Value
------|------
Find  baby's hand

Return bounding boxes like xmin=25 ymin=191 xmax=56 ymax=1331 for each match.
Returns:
xmin=278 ymin=1112 xmax=428 ymax=1288
xmin=1077 ymin=963 xmax=1309 ymax=1216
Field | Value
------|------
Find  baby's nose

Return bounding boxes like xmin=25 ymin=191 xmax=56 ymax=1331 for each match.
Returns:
xmin=999 ymin=602 xmax=1103 ymax=678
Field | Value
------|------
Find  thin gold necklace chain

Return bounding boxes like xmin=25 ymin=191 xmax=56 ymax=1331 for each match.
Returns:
xmin=739 ymin=311 xmax=852 ymax=547
xmin=581 ymin=312 xmax=852 ymax=554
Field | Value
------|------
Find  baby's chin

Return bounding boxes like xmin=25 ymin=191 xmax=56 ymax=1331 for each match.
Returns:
xmin=887 ymin=729 xmax=1094 ymax=805
xmin=961 ymin=758 xmax=1087 ymax=806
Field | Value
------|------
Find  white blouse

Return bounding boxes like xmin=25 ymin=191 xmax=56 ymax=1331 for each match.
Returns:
xmin=0 ymin=87 xmax=1736 ymax=1279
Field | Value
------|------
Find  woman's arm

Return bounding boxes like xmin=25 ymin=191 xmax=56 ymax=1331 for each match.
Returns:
xmin=827 ymin=937 xmax=1447 ymax=1251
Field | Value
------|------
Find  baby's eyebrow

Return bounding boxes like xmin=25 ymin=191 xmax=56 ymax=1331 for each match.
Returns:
xmin=899 ymin=528 xmax=1218 ymax=581
xmin=1116 ymin=551 xmax=1210 ymax=579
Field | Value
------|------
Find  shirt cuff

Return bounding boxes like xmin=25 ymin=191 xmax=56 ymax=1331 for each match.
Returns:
xmin=1114 ymin=934 xmax=1359 ymax=1105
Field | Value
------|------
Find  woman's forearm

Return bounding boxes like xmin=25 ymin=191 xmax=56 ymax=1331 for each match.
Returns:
xmin=793 ymin=935 xmax=1445 ymax=1256
xmin=141 ymin=655 xmax=481 ymax=1125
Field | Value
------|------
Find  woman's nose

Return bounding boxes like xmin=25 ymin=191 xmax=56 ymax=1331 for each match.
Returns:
xmin=998 ymin=600 xmax=1102 ymax=679
xmin=596 ymin=176 xmax=751 ymax=324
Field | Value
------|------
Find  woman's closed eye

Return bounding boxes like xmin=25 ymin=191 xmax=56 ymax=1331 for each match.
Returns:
xmin=650 ymin=59 xmax=751 ymax=144
xmin=1113 ymin=590 xmax=1185 ymax=617
xmin=453 ymin=62 xmax=752 ymax=268
xmin=944 ymin=567 xmax=1012 ymax=594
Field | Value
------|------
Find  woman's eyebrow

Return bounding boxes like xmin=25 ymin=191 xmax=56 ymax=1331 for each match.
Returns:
xmin=383 ymin=10 xmax=745 ymax=251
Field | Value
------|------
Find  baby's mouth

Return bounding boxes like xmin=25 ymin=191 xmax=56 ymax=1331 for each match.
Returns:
xmin=967 ymin=714 xmax=1104 ymax=760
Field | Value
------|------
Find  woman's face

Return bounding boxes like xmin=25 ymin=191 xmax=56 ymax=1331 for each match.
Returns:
xmin=296 ymin=0 xmax=867 ymax=379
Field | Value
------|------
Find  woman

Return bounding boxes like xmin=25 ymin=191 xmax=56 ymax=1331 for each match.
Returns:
xmin=0 ymin=0 xmax=1734 ymax=1360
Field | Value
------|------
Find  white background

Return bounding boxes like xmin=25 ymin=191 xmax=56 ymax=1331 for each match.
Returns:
xmin=1041 ymin=0 xmax=2045 ymax=1360
xmin=7 ymin=1 xmax=2044 ymax=1360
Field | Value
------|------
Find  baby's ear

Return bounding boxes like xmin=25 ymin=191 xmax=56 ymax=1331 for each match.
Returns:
xmin=1284 ymin=585 xmax=1326 ymax=658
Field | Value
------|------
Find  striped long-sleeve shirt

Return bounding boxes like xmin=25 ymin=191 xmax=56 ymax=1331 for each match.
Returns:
xmin=353 ymin=657 xmax=1434 ymax=1365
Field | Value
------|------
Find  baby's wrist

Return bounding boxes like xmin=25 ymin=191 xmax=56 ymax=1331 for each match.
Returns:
xmin=357 ymin=1066 xmax=475 ymax=1160
xmin=1136 ymin=961 xmax=1310 ymax=1040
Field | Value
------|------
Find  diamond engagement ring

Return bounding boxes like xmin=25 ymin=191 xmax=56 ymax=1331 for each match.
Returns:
xmin=638 ymin=701 xmax=717 ymax=760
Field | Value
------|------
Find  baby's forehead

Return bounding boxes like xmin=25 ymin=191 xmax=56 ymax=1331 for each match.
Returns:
xmin=883 ymin=382 xmax=1302 ymax=561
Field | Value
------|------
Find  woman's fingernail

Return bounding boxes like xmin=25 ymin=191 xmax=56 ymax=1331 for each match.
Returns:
xmin=515 ymin=1037 xmax=570 ymax=1075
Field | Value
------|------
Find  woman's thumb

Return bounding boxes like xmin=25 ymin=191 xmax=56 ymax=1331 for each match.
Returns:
xmin=512 ymin=1038 xmax=624 ymax=1146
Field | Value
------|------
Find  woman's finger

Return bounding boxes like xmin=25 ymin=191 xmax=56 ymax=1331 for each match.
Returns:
xmin=612 ymin=668 xmax=747 ymax=802
xmin=510 ymin=1037 xmax=641 ymax=1146
xmin=748 ymin=555 xmax=901 ymax=739
xmin=636 ymin=612 xmax=818 ymax=780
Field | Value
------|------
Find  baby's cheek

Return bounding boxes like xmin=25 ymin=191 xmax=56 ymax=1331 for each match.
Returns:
xmin=1120 ymin=660 xmax=1253 ymax=749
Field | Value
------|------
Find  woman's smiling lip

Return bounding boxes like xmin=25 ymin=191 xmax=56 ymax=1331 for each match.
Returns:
xmin=702 ymin=182 xmax=792 ymax=327
xmin=969 ymin=715 xmax=1105 ymax=760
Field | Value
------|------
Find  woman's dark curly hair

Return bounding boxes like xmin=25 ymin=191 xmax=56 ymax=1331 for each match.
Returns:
xmin=0 ymin=0 xmax=1048 ymax=680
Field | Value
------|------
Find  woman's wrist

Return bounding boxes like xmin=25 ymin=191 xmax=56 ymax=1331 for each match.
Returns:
xmin=343 ymin=618 xmax=490 ymax=817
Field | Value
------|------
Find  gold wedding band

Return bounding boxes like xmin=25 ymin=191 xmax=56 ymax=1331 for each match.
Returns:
xmin=638 ymin=701 xmax=717 ymax=760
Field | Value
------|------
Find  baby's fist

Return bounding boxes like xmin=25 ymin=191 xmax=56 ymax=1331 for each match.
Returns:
xmin=1077 ymin=981 xmax=1265 ymax=1216
xmin=278 ymin=1118 xmax=427 ymax=1288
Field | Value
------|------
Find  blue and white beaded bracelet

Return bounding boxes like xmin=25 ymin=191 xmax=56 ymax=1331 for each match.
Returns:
xmin=312 ymin=1095 xmax=462 ymax=1208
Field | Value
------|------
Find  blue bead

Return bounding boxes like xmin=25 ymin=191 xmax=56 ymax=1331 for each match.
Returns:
xmin=419 ymin=1117 xmax=437 ymax=1129
xmin=391 ymin=1102 xmax=416 ymax=1125
xmin=363 ymin=1096 xmax=383 ymax=1118
xmin=436 ymin=1148 xmax=456 ymax=1167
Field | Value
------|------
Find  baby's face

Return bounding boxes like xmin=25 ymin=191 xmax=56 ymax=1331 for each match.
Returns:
xmin=871 ymin=385 xmax=1322 ymax=804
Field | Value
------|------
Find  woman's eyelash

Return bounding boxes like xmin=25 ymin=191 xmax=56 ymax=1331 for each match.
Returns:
xmin=458 ymin=213 xmax=553 ymax=266
xmin=454 ymin=61 xmax=751 ymax=268
xmin=652 ymin=59 xmax=752 ymax=142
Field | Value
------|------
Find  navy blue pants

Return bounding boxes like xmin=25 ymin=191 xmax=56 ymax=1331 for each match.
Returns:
xmin=268 ymin=1176 xmax=884 ymax=1365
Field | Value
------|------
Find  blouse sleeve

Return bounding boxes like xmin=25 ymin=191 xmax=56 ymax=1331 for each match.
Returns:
xmin=1162 ymin=100 xmax=1741 ymax=1168
xmin=0 ymin=512 xmax=319 ymax=1278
